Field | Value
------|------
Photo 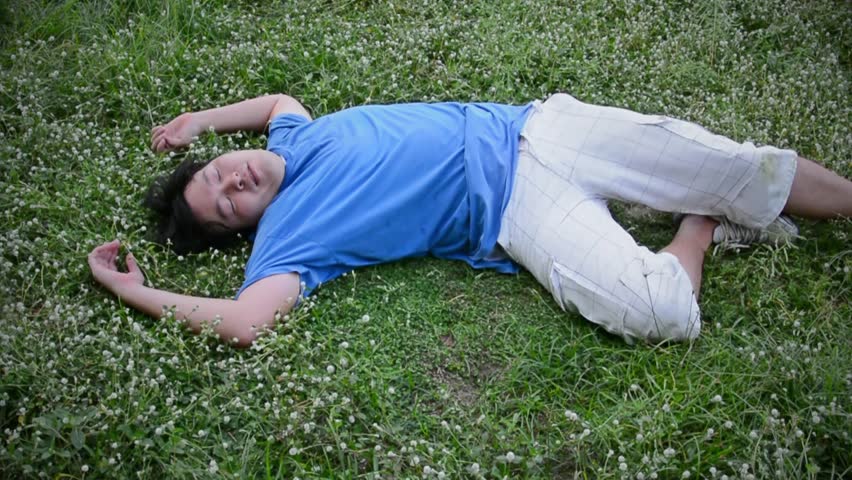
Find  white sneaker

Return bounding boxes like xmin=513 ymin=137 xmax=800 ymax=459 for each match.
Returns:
xmin=712 ymin=215 xmax=800 ymax=247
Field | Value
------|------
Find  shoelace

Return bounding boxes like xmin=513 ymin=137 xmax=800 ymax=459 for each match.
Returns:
xmin=714 ymin=218 xmax=766 ymax=245
xmin=715 ymin=215 xmax=799 ymax=248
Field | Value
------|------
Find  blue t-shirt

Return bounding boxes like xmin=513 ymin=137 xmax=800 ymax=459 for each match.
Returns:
xmin=237 ymin=102 xmax=532 ymax=298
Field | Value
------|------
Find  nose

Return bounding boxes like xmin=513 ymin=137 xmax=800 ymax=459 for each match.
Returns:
xmin=226 ymin=171 xmax=244 ymax=191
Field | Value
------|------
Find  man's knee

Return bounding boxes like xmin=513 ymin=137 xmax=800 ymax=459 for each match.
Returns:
xmin=620 ymin=253 xmax=701 ymax=343
xmin=548 ymin=253 xmax=700 ymax=344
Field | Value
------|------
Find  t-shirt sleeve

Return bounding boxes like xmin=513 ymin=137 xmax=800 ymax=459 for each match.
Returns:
xmin=266 ymin=113 xmax=310 ymax=148
xmin=237 ymin=233 xmax=338 ymax=300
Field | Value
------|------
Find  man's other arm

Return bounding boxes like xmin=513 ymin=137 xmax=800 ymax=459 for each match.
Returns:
xmin=88 ymin=240 xmax=301 ymax=347
xmin=151 ymin=94 xmax=312 ymax=153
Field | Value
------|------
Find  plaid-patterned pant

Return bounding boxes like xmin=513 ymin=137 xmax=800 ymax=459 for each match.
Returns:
xmin=497 ymin=93 xmax=797 ymax=343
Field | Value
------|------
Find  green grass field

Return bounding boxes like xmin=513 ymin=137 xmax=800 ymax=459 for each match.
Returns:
xmin=1 ymin=0 xmax=850 ymax=478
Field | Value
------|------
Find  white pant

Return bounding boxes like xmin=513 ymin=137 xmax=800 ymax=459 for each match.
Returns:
xmin=498 ymin=93 xmax=798 ymax=343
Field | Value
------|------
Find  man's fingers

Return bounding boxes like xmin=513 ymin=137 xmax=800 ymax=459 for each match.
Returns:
xmin=103 ymin=243 xmax=117 ymax=265
xmin=151 ymin=130 xmax=166 ymax=152
xmin=89 ymin=240 xmax=120 ymax=263
xmin=126 ymin=252 xmax=140 ymax=273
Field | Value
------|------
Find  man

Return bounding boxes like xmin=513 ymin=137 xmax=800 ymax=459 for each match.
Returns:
xmin=87 ymin=93 xmax=852 ymax=347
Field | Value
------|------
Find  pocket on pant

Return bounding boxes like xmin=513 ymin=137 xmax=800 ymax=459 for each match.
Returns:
xmin=549 ymin=260 xmax=630 ymax=341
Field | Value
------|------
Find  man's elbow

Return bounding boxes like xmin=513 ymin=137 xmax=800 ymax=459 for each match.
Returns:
xmin=226 ymin=312 xmax=283 ymax=348
xmin=277 ymin=94 xmax=312 ymax=120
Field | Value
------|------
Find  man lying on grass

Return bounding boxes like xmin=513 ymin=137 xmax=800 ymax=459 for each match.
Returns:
xmin=87 ymin=93 xmax=852 ymax=347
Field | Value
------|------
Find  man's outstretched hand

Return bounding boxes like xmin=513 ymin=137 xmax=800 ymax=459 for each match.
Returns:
xmin=151 ymin=113 xmax=201 ymax=153
xmin=88 ymin=240 xmax=145 ymax=297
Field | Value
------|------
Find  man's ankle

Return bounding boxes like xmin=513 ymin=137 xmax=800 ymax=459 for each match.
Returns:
xmin=676 ymin=215 xmax=717 ymax=251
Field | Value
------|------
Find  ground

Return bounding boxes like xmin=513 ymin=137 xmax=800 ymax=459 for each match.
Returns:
xmin=0 ymin=0 xmax=850 ymax=478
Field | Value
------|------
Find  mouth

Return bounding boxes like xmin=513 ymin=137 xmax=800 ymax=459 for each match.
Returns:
xmin=247 ymin=162 xmax=260 ymax=187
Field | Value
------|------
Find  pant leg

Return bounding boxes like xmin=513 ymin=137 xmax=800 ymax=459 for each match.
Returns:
xmin=522 ymin=93 xmax=798 ymax=228
xmin=498 ymin=141 xmax=701 ymax=344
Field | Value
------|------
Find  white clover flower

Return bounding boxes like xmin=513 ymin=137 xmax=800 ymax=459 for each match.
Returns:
xmin=664 ymin=447 xmax=676 ymax=457
xmin=289 ymin=447 xmax=299 ymax=455
xmin=564 ymin=409 xmax=579 ymax=421
xmin=711 ymin=395 xmax=723 ymax=404
xmin=81 ymin=465 xmax=89 ymax=473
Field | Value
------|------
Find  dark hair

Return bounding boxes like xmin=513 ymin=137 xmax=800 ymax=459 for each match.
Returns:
xmin=143 ymin=157 xmax=246 ymax=254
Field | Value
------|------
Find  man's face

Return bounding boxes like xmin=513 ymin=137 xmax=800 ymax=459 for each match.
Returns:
xmin=184 ymin=149 xmax=285 ymax=233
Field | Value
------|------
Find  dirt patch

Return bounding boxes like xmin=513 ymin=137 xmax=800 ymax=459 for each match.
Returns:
xmin=429 ymin=366 xmax=478 ymax=407
xmin=476 ymin=361 xmax=504 ymax=384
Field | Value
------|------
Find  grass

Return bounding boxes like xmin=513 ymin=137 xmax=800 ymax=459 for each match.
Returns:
xmin=1 ymin=0 xmax=850 ymax=478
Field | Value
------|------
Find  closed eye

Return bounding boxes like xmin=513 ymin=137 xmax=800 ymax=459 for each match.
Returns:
xmin=216 ymin=168 xmax=222 ymax=182
xmin=228 ymin=198 xmax=236 ymax=215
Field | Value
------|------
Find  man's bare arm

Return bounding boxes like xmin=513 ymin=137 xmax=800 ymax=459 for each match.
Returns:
xmin=151 ymin=94 xmax=312 ymax=153
xmin=88 ymin=240 xmax=300 ymax=347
